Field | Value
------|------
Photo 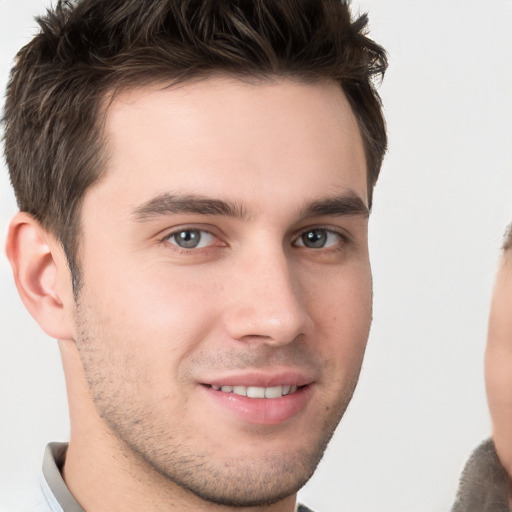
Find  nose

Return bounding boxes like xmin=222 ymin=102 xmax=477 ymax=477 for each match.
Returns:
xmin=223 ymin=249 xmax=312 ymax=346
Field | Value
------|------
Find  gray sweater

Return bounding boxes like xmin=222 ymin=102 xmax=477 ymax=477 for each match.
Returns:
xmin=452 ymin=439 xmax=512 ymax=512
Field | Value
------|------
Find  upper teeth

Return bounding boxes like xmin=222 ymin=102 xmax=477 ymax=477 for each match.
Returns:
xmin=211 ymin=384 xmax=298 ymax=398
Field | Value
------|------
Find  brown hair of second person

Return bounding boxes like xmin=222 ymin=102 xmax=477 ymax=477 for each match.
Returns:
xmin=503 ymin=224 xmax=512 ymax=251
xmin=3 ymin=0 xmax=387 ymax=289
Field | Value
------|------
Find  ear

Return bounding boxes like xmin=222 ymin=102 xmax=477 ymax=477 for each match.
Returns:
xmin=5 ymin=212 xmax=75 ymax=340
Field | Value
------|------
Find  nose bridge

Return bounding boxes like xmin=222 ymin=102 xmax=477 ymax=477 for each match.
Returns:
xmin=224 ymin=244 xmax=310 ymax=345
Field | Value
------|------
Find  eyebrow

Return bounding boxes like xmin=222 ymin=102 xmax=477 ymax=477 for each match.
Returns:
xmin=132 ymin=192 xmax=369 ymax=222
xmin=300 ymin=194 xmax=369 ymax=219
xmin=132 ymin=194 xmax=249 ymax=221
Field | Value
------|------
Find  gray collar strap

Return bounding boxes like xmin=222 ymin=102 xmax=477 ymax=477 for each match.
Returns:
xmin=42 ymin=443 xmax=85 ymax=512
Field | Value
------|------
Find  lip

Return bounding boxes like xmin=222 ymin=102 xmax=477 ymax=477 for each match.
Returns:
xmin=200 ymin=370 xmax=315 ymax=426
xmin=204 ymin=370 xmax=314 ymax=388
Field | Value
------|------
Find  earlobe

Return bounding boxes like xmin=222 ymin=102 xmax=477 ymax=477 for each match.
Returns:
xmin=5 ymin=212 xmax=75 ymax=341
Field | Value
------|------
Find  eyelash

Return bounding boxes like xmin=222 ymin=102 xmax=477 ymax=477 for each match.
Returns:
xmin=159 ymin=227 xmax=224 ymax=254
xmin=292 ymin=228 xmax=346 ymax=250
xmin=159 ymin=226 xmax=349 ymax=253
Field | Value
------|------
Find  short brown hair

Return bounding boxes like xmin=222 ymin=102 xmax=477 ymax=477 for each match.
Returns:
xmin=504 ymin=224 xmax=512 ymax=252
xmin=3 ymin=0 xmax=387 ymax=286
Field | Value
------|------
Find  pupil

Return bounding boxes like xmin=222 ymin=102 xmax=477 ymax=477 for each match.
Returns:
xmin=303 ymin=229 xmax=327 ymax=248
xmin=176 ymin=230 xmax=200 ymax=248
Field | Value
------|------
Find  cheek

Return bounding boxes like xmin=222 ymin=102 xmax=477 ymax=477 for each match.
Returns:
xmin=485 ymin=342 xmax=512 ymax=475
xmin=306 ymin=262 xmax=372 ymax=362
xmin=309 ymin=258 xmax=372 ymax=316
xmin=485 ymin=283 xmax=512 ymax=475
xmin=486 ymin=292 xmax=512 ymax=413
xmin=485 ymin=338 xmax=512 ymax=415
xmin=78 ymin=258 xmax=226 ymax=380
xmin=99 ymin=254 xmax=220 ymax=320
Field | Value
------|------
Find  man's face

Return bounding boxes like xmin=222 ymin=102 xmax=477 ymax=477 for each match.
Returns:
xmin=73 ymin=77 xmax=371 ymax=506
xmin=486 ymin=253 xmax=512 ymax=475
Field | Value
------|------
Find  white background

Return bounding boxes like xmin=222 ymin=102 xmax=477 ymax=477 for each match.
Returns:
xmin=1 ymin=1 xmax=511 ymax=511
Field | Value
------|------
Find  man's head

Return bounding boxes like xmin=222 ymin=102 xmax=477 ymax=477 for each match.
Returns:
xmin=4 ymin=1 xmax=387 ymax=509
xmin=486 ymin=225 xmax=512 ymax=476
xmin=4 ymin=0 xmax=386 ymax=289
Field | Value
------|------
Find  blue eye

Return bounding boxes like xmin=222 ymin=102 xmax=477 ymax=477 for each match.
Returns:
xmin=295 ymin=229 xmax=342 ymax=249
xmin=168 ymin=229 xmax=216 ymax=249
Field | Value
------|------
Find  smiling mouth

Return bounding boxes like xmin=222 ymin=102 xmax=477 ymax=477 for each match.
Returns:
xmin=207 ymin=384 xmax=300 ymax=398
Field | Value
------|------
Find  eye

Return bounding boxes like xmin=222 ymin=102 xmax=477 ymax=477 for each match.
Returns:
xmin=166 ymin=229 xmax=216 ymax=249
xmin=294 ymin=228 xmax=342 ymax=249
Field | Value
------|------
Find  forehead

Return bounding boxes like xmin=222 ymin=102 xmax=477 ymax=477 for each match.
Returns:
xmin=91 ymin=76 xmax=367 ymax=215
